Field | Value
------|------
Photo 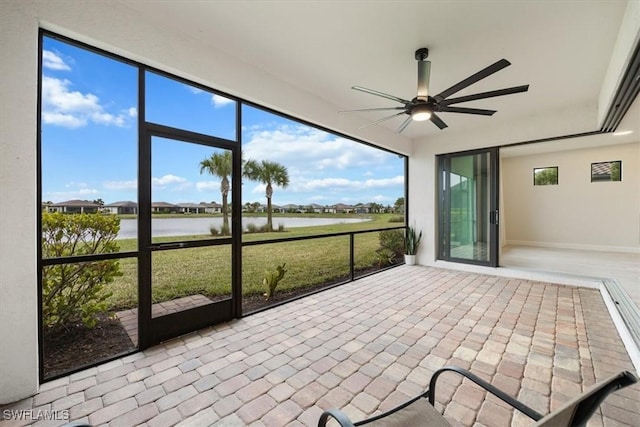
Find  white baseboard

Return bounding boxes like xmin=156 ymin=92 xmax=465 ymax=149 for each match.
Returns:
xmin=505 ymin=240 xmax=640 ymax=254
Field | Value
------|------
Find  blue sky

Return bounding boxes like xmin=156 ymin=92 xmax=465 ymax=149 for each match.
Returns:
xmin=41 ymin=36 xmax=405 ymax=207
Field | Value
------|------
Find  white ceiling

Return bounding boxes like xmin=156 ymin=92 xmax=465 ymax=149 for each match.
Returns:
xmin=118 ymin=0 xmax=636 ymax=142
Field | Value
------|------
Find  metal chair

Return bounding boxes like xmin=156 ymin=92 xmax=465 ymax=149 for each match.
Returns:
xmin=318 ymin=366 xmax=638 ymax=427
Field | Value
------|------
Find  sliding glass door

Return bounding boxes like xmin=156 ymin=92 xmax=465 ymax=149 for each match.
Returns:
xmin=439 ymin=148 xmax=499 ymax=266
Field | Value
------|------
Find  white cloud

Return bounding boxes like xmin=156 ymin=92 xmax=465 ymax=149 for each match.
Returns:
xmin=152 ymin=174 xmax=188 ymax=188
xmin=46 ymin=181 xmax=100 ymax=202
xmin=43 ymin=77 xmax=99 ymax=113
xmin=251 ymin=184 xmax=266 ymax=194
xmin=187 ymin=85 xmax=233 ymax=108
xmin=196 ymin=181 xmax=218 ymax=191
xmin=46 ymin=188 xmax=100 ymax=202
xmin=292 ymin=175 xmax=404 ymax=192
xmin=41 ymin=112 xmax=86 ymax=128
xmin=91 ymin=111 xmax=125 ymax=127
xmin=243 ymin=124 xmax=389 ymax=172
xmin=212 ymin=94 xmax=234 ymax=108
xmin=42 ymin=50 xmax=71 ymax=71
xmin=41 ymin=76 xmax=135 ymax=128
xmin=103 ymin=179 xmax=137 ymax=190
xmin=371 ymin=194 xmax=391 ymax=202
xmin=65 ymin=181 xmax=90 ymax=189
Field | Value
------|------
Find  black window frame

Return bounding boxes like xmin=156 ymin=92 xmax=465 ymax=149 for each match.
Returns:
xmin=590 ymin=160 xmax=622 ymax=182
xmin=37 ymin=29 xmax=408 ymax=382
xmin=533 ymin=166 xmax=559 ymax=186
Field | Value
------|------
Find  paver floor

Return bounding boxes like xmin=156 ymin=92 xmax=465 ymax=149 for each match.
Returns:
xmin=117 ymin=295 xmax=215 ymax=344
xmin=1 ymin=266 xmax=638 ymax=426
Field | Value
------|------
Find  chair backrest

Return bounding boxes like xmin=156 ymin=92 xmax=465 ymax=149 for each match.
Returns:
xmin=533 ymin=371 xmax=637 ymax=427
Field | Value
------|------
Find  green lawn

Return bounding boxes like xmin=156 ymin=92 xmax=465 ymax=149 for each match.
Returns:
xmin=107 ymin=214 xmax=404 ymax=310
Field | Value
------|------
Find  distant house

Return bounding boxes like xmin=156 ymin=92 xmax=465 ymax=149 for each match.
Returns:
xmin=199 ymin=202 xmax=222 ymax=214
xmin=282 ymin=204 xmax=299 ymax=213
xmin=103 ymin=201 xmax=138 ymax=215
xmin=177 ymin=203 xmax=205 ymax=214
xmin=308 ymin=203 xmax=324 ymax=213
xmin=332 ymin=203 xmax=354 ymax=214
xmin=151 ymin=202 xmax=180 ymax=214
xmin=271 ymin=204 xmax=286 ymax=213
xmin=354 ymin=203 xmax=371 ymax=214
xmin=255 ymin=204 xmax=285 ymax=213
xmin=48 ymin=199 xmax=101 ymax=214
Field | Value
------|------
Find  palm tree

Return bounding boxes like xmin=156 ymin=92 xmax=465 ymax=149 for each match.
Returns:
xmin=199 ymin=151 xmax=232 ymax=235
xmin=244 ymin=159 xmax=289 ymax=231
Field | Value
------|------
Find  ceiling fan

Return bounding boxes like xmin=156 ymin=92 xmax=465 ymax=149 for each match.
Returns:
xmin=341 ymin=48 xmax=529 ymax=132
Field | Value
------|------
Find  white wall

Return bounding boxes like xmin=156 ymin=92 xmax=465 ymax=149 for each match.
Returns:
xmin=502 ymin=141 xmax=640 ymax=252
xmin=0 ymin=3 xmax=39 ymax=404
xmin=411 ymin=132 xmax=640 ymax=268
xmin=409 ymin=102 xmax=601 ymax=266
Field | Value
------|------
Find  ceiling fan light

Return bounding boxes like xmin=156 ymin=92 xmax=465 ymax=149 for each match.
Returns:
xmin=412 ymin=104 xmax=432 ymax=121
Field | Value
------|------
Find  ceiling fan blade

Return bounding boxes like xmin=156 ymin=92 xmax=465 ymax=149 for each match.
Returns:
xmin=430 ymin=113 xmax=448 ymax=130
xmin=438 ymin=106 xmax=496 ymax=116
xmin=352 ymin=86 xmax=411 ymax=105
xmin=441 ymin=85 xmax=529 ymax=106
xmin=339 ymin=106 xmax=406 ymax=113
xmin=359 ymin=111 xmax=407 ymax=129
xmin=434 ymin=59 xmax=511 ymax=101
xmin=396 ymin=116 xmax=413 ymax=133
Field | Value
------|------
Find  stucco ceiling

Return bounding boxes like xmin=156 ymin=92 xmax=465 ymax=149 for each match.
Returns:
xmin=118 ymin=0 xmax=635 ymax=142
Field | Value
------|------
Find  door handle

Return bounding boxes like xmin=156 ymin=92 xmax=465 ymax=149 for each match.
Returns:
xmin=490 ymin=210 xmax=499 ymax=225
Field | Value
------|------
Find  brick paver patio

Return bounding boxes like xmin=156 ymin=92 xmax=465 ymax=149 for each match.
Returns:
xmin=117 ymin=295 xmax=215 ymax=344
xmin=1 ymin=266 xmax=638 ymax=426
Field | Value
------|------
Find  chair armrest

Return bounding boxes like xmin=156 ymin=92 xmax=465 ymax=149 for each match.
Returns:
xmin=429 ymin=366 xmax=544 ymax=421
xmin=318 ymin=408 xmax=356 ymax=427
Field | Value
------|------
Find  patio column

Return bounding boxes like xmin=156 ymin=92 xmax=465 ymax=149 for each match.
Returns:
xmin=0 ymin=4 xmax=39 ymax=404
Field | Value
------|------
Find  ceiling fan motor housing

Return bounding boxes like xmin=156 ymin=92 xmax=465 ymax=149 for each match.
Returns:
xmin=415 ymin=48 xmax=429 ymax=61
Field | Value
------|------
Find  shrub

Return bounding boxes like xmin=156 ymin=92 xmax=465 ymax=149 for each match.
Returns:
xmin=263 ymin=263 xmax=287 ymax=300
xmin=376 ymin=229 xmax=404 ymax=264
xmin=210 ymin=225 xmax=220 ymax=236
xmin=378 ymin=229 xmax=404 ymax=257
xmin=258 ymin=224 xmax=271 ymax=233
xmin=41 ymin=213 xmax=122 ymax=329
xmin=277 ymin=223 xmax=285 ymax=232
xmin=375 ymin=248 xmax=397 ymax=266
xmin=245 ymin=223 xmax=258 ymax=233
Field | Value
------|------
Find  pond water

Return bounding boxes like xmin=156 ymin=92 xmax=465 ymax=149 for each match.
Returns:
xmin=117 ymin=216 xmax=370 ymax=239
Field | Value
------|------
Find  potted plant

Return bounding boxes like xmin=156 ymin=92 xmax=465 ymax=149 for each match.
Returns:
xmin=404 ymin=225 xmax=422 ymax=265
